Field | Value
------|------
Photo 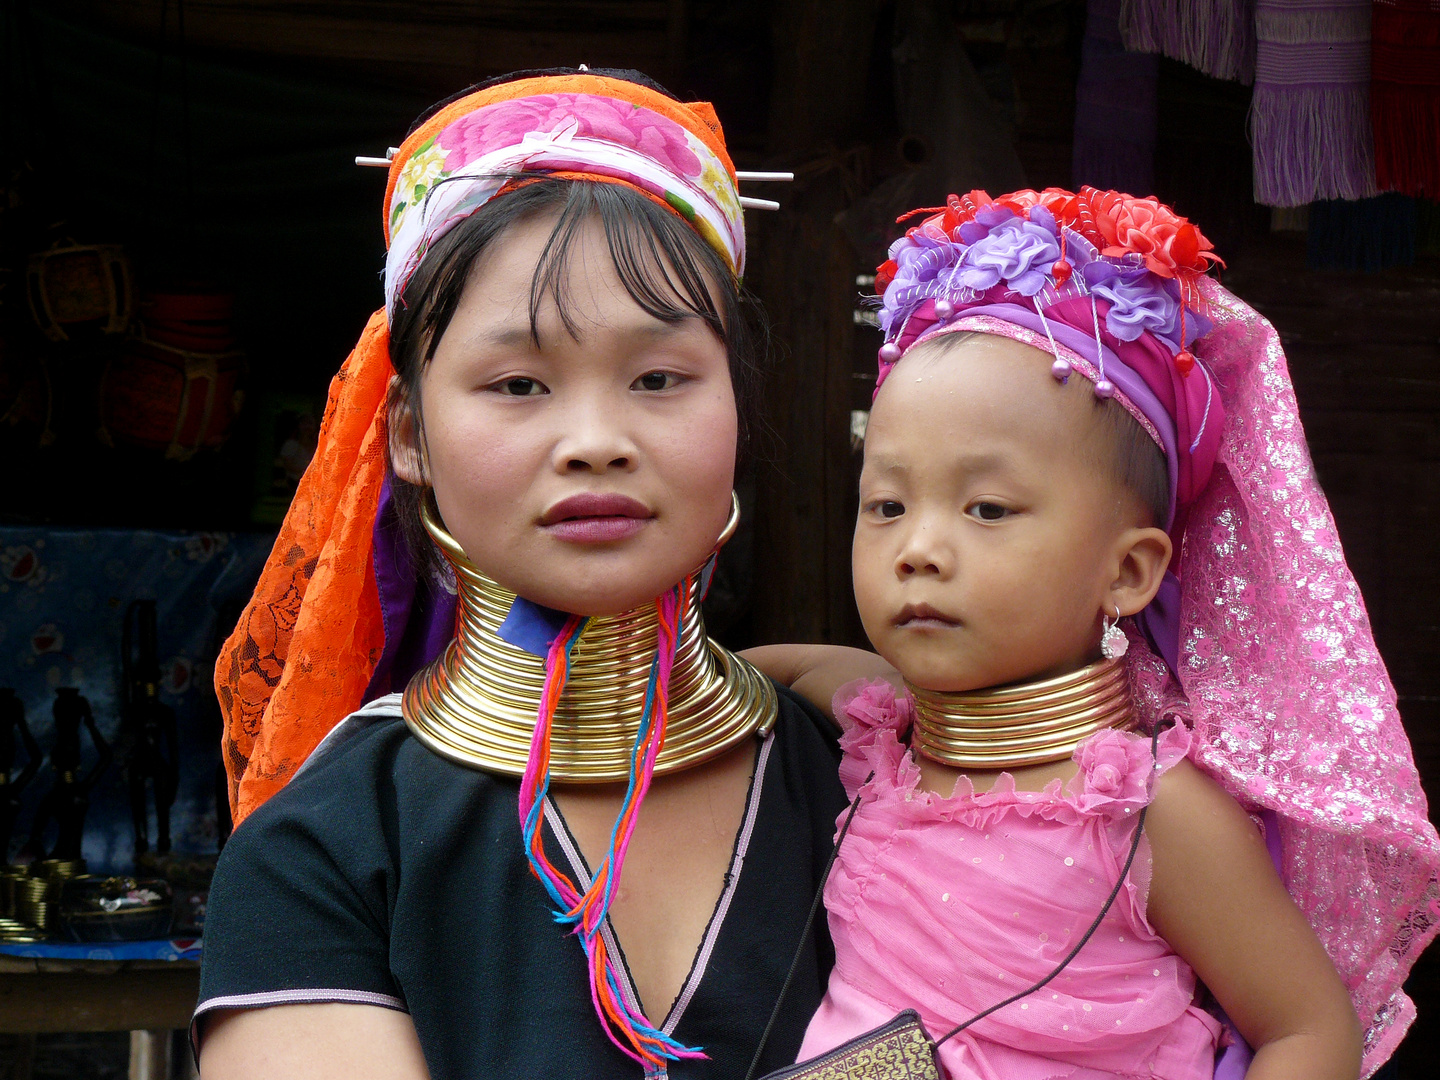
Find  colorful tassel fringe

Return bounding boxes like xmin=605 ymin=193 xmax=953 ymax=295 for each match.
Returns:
xmin=516 ymin=579 xmax=704 ymax=1071
xmin=1251 ymin=0 xmax=1378 ymax=207
xmin=1120 ymin=0 xmax=1256 ymax=84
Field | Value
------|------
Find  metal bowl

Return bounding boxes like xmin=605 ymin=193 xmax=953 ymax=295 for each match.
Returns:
xmin=58 ymin=876 xmax=173 ymax=942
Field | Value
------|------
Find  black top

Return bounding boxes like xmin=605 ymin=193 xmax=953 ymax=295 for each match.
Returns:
xmin=197 ymin=683 xmax=846 ymax=1079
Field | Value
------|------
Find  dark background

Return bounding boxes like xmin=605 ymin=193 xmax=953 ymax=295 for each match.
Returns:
xmin=1 ymin=1 xmax=1436 ymax=1075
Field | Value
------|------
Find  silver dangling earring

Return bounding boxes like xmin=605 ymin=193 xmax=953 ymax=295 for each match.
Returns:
xmin=1101 ymin=605 xmax=1129 ymax=661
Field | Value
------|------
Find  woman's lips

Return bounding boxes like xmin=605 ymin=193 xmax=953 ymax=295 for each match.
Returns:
xmin=541 ymin=493 xmax=653 ymax=544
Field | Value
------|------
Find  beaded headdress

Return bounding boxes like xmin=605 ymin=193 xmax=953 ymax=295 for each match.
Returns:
xmin=215 ymin=70 xmax=763 ymax=1069
xmin=871 ymin=187 xmax=1440 ymax=1072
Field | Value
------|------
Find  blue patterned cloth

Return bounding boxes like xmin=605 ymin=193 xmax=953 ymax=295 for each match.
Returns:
xmin=0 ymin=937 xmax=201 ymax=961
xmin=0 ymin=528 xmax=271 ymax=870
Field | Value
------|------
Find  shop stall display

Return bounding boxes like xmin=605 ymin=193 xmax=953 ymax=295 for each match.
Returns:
xmin=22 ymin=690 xmax=111 ymax=863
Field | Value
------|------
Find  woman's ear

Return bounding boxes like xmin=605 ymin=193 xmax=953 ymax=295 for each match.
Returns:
xmin=1108 ymin=526 xmax=1173 ymax=618
xmin=387 ymin=374 xmax=428 ymax=486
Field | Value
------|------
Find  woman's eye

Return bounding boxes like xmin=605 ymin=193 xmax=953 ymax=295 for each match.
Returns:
xmin=968 ymin=501 xmax=1010 ymax=522
xmin=633 ymin=371 xmax=679 ymax=392
xmin=495 ymin=377 xmax=546 ymax=396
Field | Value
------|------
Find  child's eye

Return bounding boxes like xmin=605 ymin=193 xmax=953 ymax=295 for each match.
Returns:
xmin=633 ymin=371 xmax=680 ymax=392
xmin=968 ymin=501 xmax=1011 ymax=522
xmin=867 ymin=499 xmax=905 ymax=519
xmin=493 ymin=377 xmax=547 ymax=396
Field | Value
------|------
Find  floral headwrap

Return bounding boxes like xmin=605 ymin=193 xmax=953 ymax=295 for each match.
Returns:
xmin=216 ymin=73 xmax=745 ymax=826
xmin=872 ymin=188 xmax=1440 ymax=1072
xmin=384 ymin=77 xmax=745 ymax=311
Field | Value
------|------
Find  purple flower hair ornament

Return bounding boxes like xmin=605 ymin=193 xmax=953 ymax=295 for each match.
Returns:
xmin=1082 ymin=259 xmax=1213 ymax=350
xmin=954 ymin=214 xmax=1062 ymax=297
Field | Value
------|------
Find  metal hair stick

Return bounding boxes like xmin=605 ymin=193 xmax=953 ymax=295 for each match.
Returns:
xmin=355 ymin=147 xmax=399 ymax=168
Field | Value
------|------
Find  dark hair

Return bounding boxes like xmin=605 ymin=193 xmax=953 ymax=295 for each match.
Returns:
xmin=385 ymin=177 xmax=766 ymax=571
xmin=1091 ymin=399 xmax=1170 ymax=527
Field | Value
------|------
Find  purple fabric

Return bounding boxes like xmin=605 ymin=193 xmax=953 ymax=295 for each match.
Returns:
xmin=364 ymin=478 xmax=458 ymax=702
xmin=498 ymin=597 xmax=573 ymax=657
xmin=954 ymin=213 xmax=1063 ymax=295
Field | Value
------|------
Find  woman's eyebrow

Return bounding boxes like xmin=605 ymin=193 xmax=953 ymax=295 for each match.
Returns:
xmin=470 ymin=323 xmax=537 ymax=350
xmin=472 ymin=314 xmax=700 ymax=351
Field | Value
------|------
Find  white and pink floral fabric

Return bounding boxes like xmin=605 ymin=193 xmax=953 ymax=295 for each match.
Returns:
xmin=383 ymin=91 xmax=745 ymax=314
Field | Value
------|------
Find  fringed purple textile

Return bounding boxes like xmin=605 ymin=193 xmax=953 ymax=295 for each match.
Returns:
xmin=1251 ymin=0 xmax=1378 ymax=206
xmin=1074 ymin=0 xmax=1160 ymax=195
xmin=1120 ymin=0 xmax=1256 ymax=84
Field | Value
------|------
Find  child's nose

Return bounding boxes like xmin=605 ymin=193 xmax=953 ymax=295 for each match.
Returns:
xmin=895 ymin=523 xmax=952 ymax=578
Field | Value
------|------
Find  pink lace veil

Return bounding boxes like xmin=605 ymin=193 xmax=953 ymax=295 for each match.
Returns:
xmin=1120 ymin=277 xmax=1439 ymax=1071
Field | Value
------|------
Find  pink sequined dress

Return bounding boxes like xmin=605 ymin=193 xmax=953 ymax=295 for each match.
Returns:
xmin=797 ymin=680 xmax=1224 ymax=1080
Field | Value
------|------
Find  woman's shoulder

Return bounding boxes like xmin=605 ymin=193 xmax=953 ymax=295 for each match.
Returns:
xmin=222 ymin=695 xmax=509 ymax=868
xmin=773 ymin=678 xmax=844 ymax=746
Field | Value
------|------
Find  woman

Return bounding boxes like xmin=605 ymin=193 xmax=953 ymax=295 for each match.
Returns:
xmin=196 ymin=68 xmax=884 ymax=1079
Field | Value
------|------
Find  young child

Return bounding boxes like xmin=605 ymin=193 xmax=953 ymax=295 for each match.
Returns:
xmin=748 ymin=188 xmax=1439 ymax=1079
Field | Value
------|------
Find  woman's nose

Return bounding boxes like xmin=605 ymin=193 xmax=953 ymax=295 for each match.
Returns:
xmin=552 ymin=404 xmax=639 ymax=473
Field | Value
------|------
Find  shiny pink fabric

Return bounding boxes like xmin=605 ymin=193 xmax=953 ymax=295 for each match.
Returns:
xmin=1124 ymin=279 xmax=1440 ymax=1072
xmin=799 ymin=681 xmax=1222 ymax=1080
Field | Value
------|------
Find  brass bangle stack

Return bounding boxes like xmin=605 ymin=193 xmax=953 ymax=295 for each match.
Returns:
xmin=403 ymin=502 xmax=777 ymax=782
xmin=909 ymin=656 xmax=1136 ymax=770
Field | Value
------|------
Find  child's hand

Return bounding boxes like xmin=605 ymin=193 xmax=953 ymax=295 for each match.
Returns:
xmin=1146 ymin=763 xmax=1362 ymax=1080
xmin=740 ymin=645 xmax=900 ymax=724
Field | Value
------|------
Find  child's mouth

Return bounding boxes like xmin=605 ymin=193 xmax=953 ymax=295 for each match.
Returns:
xmin=894 ymin=602 xmax=960 ymax=629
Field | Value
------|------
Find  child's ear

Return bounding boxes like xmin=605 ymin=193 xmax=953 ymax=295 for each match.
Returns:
xmin=387 ymin=375 xmax=428 ymax=487
xmin=1108 ymin=526 xmax=1173 ymax=617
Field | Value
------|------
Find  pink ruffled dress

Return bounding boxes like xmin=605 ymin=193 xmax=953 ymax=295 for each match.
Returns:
xmin=797 ymin=680 xmax=1224 ymax=1080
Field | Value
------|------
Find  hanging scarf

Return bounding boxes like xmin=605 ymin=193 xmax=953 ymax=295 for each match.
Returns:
xmin=1120 ymin=0 xmax=1257 ymax=83
xmin=1074 ymin=0 xmax=1161 ymax=195
xmin=1251 ymin=0 xmax=1378 ymax=205
xmin=1373 ymin=0 xmax=1440 ymax=196
xmin=870 ymin=187 xmax=1440 ymax=1072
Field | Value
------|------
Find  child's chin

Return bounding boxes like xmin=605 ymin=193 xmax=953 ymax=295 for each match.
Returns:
xmin=894 ymin=655 xmax=990 ymax=695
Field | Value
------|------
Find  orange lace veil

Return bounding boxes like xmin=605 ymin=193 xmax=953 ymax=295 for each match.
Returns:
xmin=217 ymin=73 xmax=742 ymax=824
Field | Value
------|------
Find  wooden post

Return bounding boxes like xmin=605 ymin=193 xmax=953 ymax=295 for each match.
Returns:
xmin=747 ymin=0 xmax=881 ymax=648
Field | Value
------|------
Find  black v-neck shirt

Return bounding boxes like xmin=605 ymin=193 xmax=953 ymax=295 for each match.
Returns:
xmin=197 ymin=683 xmax=846 ymax=1079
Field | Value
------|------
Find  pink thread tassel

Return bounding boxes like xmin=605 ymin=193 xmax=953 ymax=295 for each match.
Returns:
xmin=516 ymin=581 xmax=703 ymax=1070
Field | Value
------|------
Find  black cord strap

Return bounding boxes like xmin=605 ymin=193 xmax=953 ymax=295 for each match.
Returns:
xmin=746 ymin=721 xmax=1163 ymax=1077
xmin=743 ymin=773 xmax=874 ymax=1080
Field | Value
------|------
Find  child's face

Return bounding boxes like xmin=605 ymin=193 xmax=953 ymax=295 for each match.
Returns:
xmin=854 ymin=333 xmax=1154 ymax=693
xmin=398 ymin=211 xmax=738 ymax=615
